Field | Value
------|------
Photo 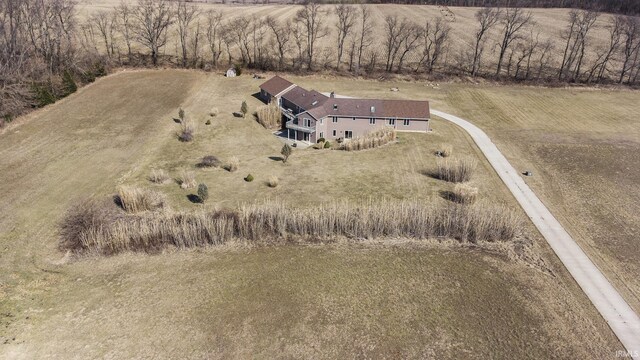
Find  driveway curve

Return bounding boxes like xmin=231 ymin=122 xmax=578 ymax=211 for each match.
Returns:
xmin=432 ymin=109 xmax=640 ymax=357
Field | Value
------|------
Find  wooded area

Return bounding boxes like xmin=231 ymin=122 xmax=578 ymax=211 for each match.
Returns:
xmin=1 ymin=0 xmax=640 ymax=123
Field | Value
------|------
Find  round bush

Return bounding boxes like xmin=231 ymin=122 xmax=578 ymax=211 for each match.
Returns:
xmin=323 ymin=141 xmax=331 ymax=149
xmin=244 ymin=174 xmax=254 ymax=182
xmin=317 ymin=137 xmax=326 ymax=143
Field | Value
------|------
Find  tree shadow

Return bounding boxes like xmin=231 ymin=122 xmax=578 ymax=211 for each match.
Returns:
xmin=172 ymin=118 xmax=181 ymax=124
xmin=269 ymin=156 xmax=284 ymax=162
xmin=187 ymin=194 xmax=202 ymax=204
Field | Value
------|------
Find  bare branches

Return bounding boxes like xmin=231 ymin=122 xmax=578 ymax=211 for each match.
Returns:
xmin=205 ymin=9 xmax=223 ymax=67
xmin=416 ymin=17 xmax=451 ymax=74
xmin=558 ymin=10 xmax=598 ymax=81
xmin=334 ymin=3 xmax=357 ymax=69
xmin=130 ymin=0 xmax=174 ymax=66
xmin=176 ymin=0 xmax=199 ymax=68
xmin=265 ymin=16 xmax=290 ymax=70
xmin=470 ymin=7 xmax=500 ymax=77
xmin=495 ymin=6 xmax=533 ymax=76
xmin=295 ymin=2 xmax=328 ymax=71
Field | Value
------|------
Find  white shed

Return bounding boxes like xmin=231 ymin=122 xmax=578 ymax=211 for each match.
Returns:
xmin=226 ymin=68 xmax=237 ymax=77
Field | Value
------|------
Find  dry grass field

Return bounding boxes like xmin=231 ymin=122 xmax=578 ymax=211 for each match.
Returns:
xmin=0 ymin=69 xmax=627 ymax=358
xmin=75 ymin=2 xmax=621 ymax=73
xmin=300 ymin=75 xmax=640 ymax=314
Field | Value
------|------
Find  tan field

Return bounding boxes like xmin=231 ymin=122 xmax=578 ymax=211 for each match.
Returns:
xmin=75 ymin=2 xmax=622 ymax=75
xmin=0 ymin=69 xmax=627 ymax=358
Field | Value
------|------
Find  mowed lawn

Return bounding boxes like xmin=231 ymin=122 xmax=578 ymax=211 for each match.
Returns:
xmin=0 ymin=70 xmax=622 ymax=358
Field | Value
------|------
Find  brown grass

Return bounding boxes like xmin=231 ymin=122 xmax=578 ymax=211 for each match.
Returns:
xmin=225 ymin=156 xmax=239 ymax=172
xmin=448 ymin=183 xmax=479 ymax=204
xmin=432 ymin=158 xmax=477 ymax=183
xmin=268 ymin=175 xmax=279 ymax=188
xmin=438 ymin=144 xmax=453 ymax=157
xmin=148 ymin=169 xmax=170 ymax=184
xmin=116 ymin=186 xmax=167 ymax=213
xmin=339 ymin=127 xmax=397 ymax=151
xmin=177 ymin=170 xmax=197 ymax=189
xmin=61 ymin=199 xmax=523 ymax=255
xmin=256 ymin=102 xmax=282 ymax=129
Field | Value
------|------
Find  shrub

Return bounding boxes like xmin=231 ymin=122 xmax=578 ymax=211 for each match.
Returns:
xmin=116 ymin=186 xmax=167 ymax=213
xmin=209 ymin=107 xmax=219 ymax=117
xmin=149 ymin=169 xmax=170 ymax=184
xmin=433 ymin=158 xmax=477 ymax=183
xmin=324 ymin=141 xmax=332 ymax=149
xmin=281 ymin=144 xmax=292 ymax=163
xmin=62 ymin=70 xmax=77 ymax=96
xmin=440 ymin=145 xmax=453 ymax=157
xmin=61 ymin=200 xmax=523 ymax=255
xmin=197 ymin=183 xmax=209 ymax=204
xmin=178 ymin=170 xmax=197 ymax=189
xmin=198 ymin=155 xmax=221 ymax=168
xmin=205 ymin=119 xmax=211 ymax=125
xmin=448 ymin=183 xmax=479 ymax=204
xmin=225 ymin=156 xmax=239 ymax=172
xmin=256 ymin=102 xmax=281 ymax=129
xmin=268 ymin=175 xmax=279 ymax=188
xmin=240 ymin=100 xmax=248 ymax=118
xmin=244 ymin=174 xmax=254 ymax=182
xmin=339 ymin=127 xmax=396 ymax=151
xmin=233 ymin=63 xmax=243 ymax=76
xmin=178 ymin=108 xmax=185 ymax=122
xmin=178 ymin=117 xmax=196 ymax=142
xmin=317 ymin=137 xmax=326 ymax=143
xmin=58 ymin=198 xmax=122 ymax=253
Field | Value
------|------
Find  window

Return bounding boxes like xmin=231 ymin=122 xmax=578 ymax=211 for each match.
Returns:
xmin=389 ymin=118 xmax=396 ymax=126
xmin=332 ymin=116 xmax=338 ymax=123
xmin=345 ymin=130 xmax=353 ymax=139
xmin=304 ymin=118 xmax=312 ymax=127
xmin=332 ymin=130 xmax=337 ymax=137
xmin=369 ymin=118 xmax=376 ymax=125
xmin=320 ymin=118 xmax=323 ymax=124
xmin=319 ymin=132 xmax=324 ymax=139
xmin=403 ymin=119 xmax=410 ymax=126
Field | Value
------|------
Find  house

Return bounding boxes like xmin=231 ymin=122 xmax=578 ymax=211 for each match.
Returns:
xmin=226 ymin=68 xmax=237 ymax=77
xmin=259 ymin=76 xmax=430 ymax=143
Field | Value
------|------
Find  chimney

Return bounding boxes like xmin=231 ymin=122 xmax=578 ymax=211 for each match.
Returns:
xmin=370 ymin=106 xmax=376 ymax=113
xmin=330 ymin=91 xmax=335 ymax=98
xmin=333 ymin=104 xmax=338 ymax=110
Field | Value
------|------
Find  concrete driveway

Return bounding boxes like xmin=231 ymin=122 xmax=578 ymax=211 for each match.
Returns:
xmin=432 ymin=109 xmax=640 ymax=358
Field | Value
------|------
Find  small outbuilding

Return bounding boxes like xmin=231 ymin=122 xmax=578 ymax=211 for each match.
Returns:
xmin=226 ymin=68 xmax=237 ymax=77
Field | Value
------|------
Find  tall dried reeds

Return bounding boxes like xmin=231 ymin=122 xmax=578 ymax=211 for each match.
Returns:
xmin=256 ymin=102 xmax=282 ymax=129
xmin=340 ymin=127 xmax=397 ymax=151
xmin=177 ymin=170 xmax=196 ymax=189
xmin=61 ymin=199 xmax=523 ymax=255
xmin=433 ymin=158 xmax=477 ymax=183
xmin=148 ymin=169 xmax=170 ymax=184
xmin=116 ymin=186 xmax=167 ymax=213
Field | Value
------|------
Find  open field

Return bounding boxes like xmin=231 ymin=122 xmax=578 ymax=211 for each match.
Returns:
xmin=75 ymin=2 xmax=624 ymax=75
xmin=0 ymin=70 xmax=625 ymax=358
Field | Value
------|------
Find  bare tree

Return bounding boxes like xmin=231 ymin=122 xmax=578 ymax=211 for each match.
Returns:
xmin=250 ymin=17 xmax=268 ymax=68
xmin=495 ymin=7 xmax=533 ymax=75
xmin=266 ymin=16 xmax=291 ymax=70
xmin=619 ymin=16 xmax=640 ymax=83
xmin=383 ymin=15 xmax=412 ymax=72
xmin=205 ymin=9 xmax=223 ymax=67
xmin=176 ymin=0 xmax=199 ymax=68
xmin=334 ymin=3 xmax=357 ymax=69
xmin=290 ymin=20 xmax=306 ymax=70
xmin=115 ymin=1 xmax=134 ymax=63
xmin=470 ymin=7 xmax=500 ymax=77
xmin=558 ymin=10 xmax=598 ymax=81
xmin=295 ymin=2 xmax=328 ymax=70
xmin=355 ymin=5 xmax=374 ymax=73
xmin=536 ymin=39 xmax=553 ymax=80
xmin=586 ymin=15 xmax=622 ymax=83
xmin=395 ymin=23 xmax=421 ymax=72
xmin=131 ymin=0 xmax=174 ymax=66
xmin=91 ymin=11 xmax=117 ymax=59
xmin=416 ymin=17 xmax=451 ymax=74
xmin=230 ymin=16 xmax=252 ymax=65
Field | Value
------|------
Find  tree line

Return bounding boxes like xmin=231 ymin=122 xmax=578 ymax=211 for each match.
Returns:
xmin=2 ymin=0 xmax=640 ymax=124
